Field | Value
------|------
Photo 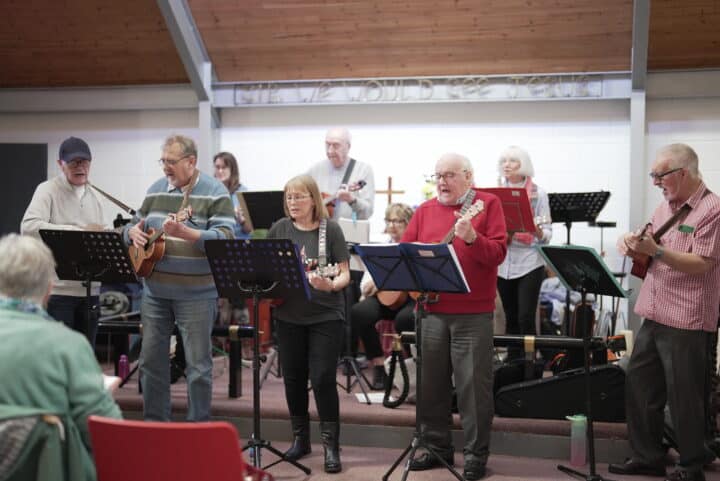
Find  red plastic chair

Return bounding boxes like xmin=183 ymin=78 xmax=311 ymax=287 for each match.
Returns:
xmin=88 ymin=416 xmax=273 ymax=481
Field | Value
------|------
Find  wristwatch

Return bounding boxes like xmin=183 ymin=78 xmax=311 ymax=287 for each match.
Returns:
xmin=653 ymin=247 xmax=664 ymax=260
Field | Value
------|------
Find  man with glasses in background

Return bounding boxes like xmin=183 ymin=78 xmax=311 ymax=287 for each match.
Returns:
xmin=611 ymin=143 xmax=720 ymax=481
xmin=21 ymin=136 xmax=106 ymax=346
xmin=124 ymin=134 xmax=234 ymax=422
xmin=402 ymin=152 xmax=507 ymax=480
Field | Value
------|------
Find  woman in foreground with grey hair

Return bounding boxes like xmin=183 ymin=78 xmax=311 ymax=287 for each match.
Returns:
xmin=0 ymin=233 xmax=121 ymax=480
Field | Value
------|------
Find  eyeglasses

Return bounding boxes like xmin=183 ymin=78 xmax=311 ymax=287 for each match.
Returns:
xmin=63 ymin=158 xmax=91 ymax=167
xmin=158 ymin=154 xmax=191 ymax=166
xmin=384 ymin=218 xmax=406 ymax=226
xmin=649 ymin=167 xmax=683 ymax=180
xmin=429 ymin=170 xmax=467 ymax=182
xmin=286 ymin=194 xmax=312 ymax=202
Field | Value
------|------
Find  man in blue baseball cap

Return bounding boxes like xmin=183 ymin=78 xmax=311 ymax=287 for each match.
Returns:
xmin=21 ymin=136 xmax=107 ymax=347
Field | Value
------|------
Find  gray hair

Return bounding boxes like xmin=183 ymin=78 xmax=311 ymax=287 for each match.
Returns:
xmin=498 ymin=146 xmax=535 ymax=178
xmin=438 ymin=152 xmax=475 ymax=180
xmin=658 ymin=143 xmax=700 ymax=179
xmin=0 ymin=234 xmax=56 ymax=303
xmin=163 ymin=134 xmax=197 ymax=159
xmin=325 ymin=127 xmax=352 ymax=146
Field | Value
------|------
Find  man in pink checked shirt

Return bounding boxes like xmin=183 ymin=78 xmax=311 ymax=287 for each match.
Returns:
xmin=610 ymin=144 xmax=720 ymax=481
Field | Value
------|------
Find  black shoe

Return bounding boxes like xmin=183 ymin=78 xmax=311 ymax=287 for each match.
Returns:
xmin=463 ymin=460 xmax=486 ymax=481
xmin=665 ymin=468 xmax=705 ymax=481
xmin=283 ymin=416 xmax=311 ymax=461
xmin=320 ymin=421 xmax=342 ymax=474
xmin=608 ymin=458 xmax=665 ymax=476
xmin=369 ymin=365 xmax=387 ymax=390
xmin=408 ymin=452 xmax=454 ymax=471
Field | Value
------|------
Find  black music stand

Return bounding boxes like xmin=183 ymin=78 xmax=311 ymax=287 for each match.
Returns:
xmin=205 ymin=238 xmax=311 ymax=475
xmin=548 ymin=191 xmax=610 ymax=332
xmin=355 ymin=242 xmax=469 ymax=481
xmin=39 ymin=230 xmax=138 ymax=345
xmin=237 ymin=191 xmax=285 ymax=231
xmin=538 ymin=245 xmax=627 ymax=481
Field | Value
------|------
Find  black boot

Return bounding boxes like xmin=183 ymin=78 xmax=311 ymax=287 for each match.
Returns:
xmin=370 ymin=365 xmax=387 ymax=390
xmin=320 ymin=421 xmax=342 ymax=473
xmin=283 ymin=416 xmax=311 ymax=461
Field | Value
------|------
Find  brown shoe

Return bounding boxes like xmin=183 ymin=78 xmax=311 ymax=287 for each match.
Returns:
xmin=609 ymin=458 xmax=665 ymax=476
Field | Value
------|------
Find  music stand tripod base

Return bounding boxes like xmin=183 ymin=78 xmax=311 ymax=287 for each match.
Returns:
xmin=337 ymin=283 xmax=372 ymax=405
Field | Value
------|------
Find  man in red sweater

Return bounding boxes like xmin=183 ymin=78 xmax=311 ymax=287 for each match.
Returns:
xmin=403 ymin=152 xmax=507 ymax=481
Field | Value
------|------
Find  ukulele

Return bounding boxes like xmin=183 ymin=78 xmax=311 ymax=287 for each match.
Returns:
xmin=128 ymin=208 xmax=191 ymax=277
xmin=308 ymin=263 xmax=340 ymax=279
xmin=378 ymin=199 xmax=485 ymax=307
xmin=629 ymin=204 xmax=691 ymax=279
xmin=322 ymin=180 xmax=366 ymax=217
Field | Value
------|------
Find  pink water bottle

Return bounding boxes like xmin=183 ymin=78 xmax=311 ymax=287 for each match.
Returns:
xmin=118 ymin=354 xmax=129 ymax=379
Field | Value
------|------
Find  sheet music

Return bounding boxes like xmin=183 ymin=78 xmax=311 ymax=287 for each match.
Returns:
xmin=355 ymin=242 xmax=470 ymax=294
xmin=338 ymin=218 xmax=370 ymax=271
xmin=103 ymin=374 xmax=121 ymax=392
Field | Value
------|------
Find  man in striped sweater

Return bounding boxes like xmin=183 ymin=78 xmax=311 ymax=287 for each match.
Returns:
xmin=125 ymin=135 xmax=235 ymax=422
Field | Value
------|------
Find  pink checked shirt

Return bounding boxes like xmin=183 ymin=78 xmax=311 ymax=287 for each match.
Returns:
xmin=635 ymin=182 xmax=720 ymax=332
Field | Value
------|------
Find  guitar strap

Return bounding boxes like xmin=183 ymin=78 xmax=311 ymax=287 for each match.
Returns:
xmin=340 ymin=158 xmax=356 ymax=186
xmin=179 ymin=169 xmax=200 ymax=211
xmin=653 ymin=188 xmax=709 ymax=242
xmin=318 ymin=218 xmax=328 ymax=267
xmin=88 ymin=181 xmax=136 ymax=215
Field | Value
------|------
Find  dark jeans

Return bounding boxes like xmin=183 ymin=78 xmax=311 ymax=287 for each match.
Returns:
xmin=626 ymin=319 xmax=708 ymax=472
xmin=277 ymin=319 xmax=343 ymax=422
xmin=47 ymin=294 xmax=100 ymax=347
xmin=497 ymin=266 xmax=545 ymax=359
xmin=350 ymin=296 xmax=414 ymax=360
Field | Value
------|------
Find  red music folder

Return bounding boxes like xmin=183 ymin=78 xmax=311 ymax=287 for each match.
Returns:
xmin=478 ymin=187 xmax=535 ymax=232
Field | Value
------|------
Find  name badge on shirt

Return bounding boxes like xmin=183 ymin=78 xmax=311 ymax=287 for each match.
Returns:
xmin=678 ymin=224 xmax=695 ymax=234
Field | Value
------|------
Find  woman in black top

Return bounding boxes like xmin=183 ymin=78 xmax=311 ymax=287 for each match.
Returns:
xmin=268 ymin=174 xmax=350 ymax=473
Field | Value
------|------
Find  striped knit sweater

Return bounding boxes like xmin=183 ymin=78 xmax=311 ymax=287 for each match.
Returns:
xmin=123 ymin=171 xmax=235 ymax=299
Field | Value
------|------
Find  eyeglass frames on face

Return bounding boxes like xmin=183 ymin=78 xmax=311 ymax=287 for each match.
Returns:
xmin=286 ymin=194 xmax=312 ymax=202
xmin=428 ymin=170 xmax=467 ymax=182
xmin=384 ymin=218 xmax=406 ymax=226
xmin=158 ymin=154 xmax=191 ymax=166
xmin=649 ymin=167 xmax=683 ymax=181
xmin=63 ymin=158 xmax=91 ymax=168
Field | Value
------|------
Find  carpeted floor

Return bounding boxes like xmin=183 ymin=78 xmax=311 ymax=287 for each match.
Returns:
xmin=107 ymin=355 xmax=720 ymax=480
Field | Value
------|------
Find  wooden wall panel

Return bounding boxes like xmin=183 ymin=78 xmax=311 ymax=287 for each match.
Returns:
xmin=0 ymin=0 xmax=187 ymax=88
xmin=648 ymin=0 xmax=720 ymax=70
xmin=1 ymin=0 xmax=718 ymax=89
xmin=189 ymin=0 xmax=634 ymax=82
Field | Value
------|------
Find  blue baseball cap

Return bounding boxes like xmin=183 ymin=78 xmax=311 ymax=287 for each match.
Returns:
xmin=59 ymin=136 xmax=92 ymax=163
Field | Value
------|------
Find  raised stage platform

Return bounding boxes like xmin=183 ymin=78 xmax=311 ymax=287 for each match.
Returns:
xmin=111 ymin=355 xmax=633 ymax=464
